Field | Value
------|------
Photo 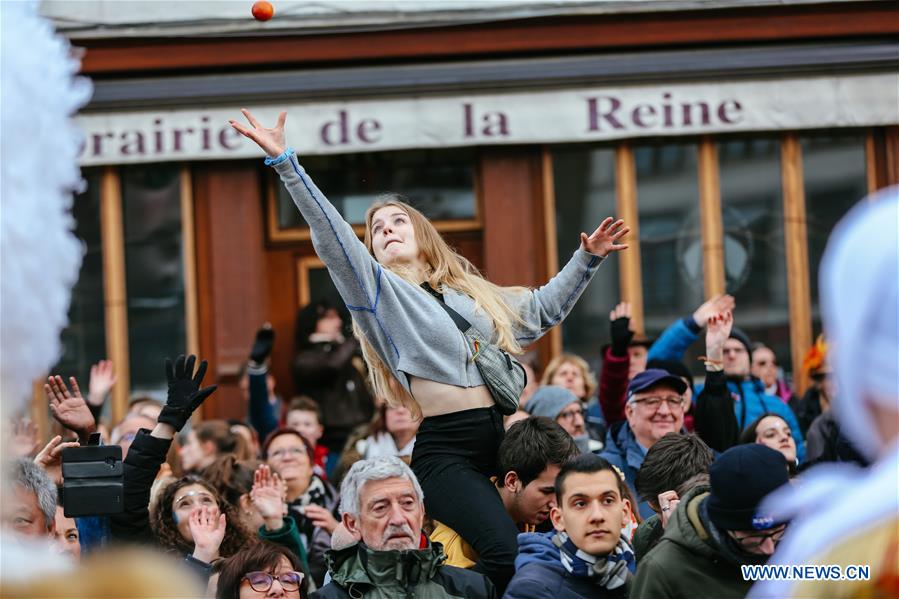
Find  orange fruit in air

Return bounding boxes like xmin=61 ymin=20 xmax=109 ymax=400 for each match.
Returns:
xmin=252 ymin=1 xmax=274 ymax=21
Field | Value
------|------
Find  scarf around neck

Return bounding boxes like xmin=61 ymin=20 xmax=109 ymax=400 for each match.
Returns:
xmin=552 ymin=531 xmax=635 ymax=590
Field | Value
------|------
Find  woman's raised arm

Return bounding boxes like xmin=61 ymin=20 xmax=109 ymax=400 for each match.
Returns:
xmin=229 ymin=109 xmax=409 ymax=369
xmin=511 ymin=217 xmax=630 ymax=345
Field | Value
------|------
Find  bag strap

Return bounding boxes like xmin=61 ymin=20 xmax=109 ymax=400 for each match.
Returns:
xmin=420 ymin=282 xmax=472 ymax=333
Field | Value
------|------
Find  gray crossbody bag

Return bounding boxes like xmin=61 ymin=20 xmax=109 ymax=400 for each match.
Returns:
xmin=421 ymin=283 xmax=526 ymax=415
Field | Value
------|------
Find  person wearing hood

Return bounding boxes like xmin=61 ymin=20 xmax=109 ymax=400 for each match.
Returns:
xmin=313 ymin=456 xmax=494 ymax=599
xmin=504 ymin=453 xmax=635 ymax=599
xmin=525 ymin=386 xmax=601 ymax=453
xmin=632 ymin=444 xmax=791 ymax=599
xmin=749 ymin=189 xmax=899 ymax=599
xmin=599 ymin=369 xmax=688 ymax=519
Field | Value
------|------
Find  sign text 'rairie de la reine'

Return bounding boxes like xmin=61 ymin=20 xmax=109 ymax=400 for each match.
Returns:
xmin=75 ymin=73 xmax=899 ymax=166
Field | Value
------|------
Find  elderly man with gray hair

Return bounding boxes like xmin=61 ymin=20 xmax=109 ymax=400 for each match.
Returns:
xmin=313 ymin=456 xmax=495 ymax=598
xmin=4 ymin=459 xmax=58 ymax=539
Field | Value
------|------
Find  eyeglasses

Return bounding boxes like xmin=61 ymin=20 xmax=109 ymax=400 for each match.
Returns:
xmin=730 ymin=525 xmax=787 ymax=550
xmin=630 ymin=396 xmax=685 ymax=411
xmin=243 ymin=571 xmax=304 ymax=592
xmin=269 ymin=447 xmax=307 ymax=460
xmin=557 ymin=407 xmax=584 ymax=421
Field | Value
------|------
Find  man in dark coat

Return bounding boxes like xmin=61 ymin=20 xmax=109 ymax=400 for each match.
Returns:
xmin=631 ymin=444 xmax=791 ymax=599
xmin=313 ymin=456 xmax=494 ymax=599
xmin=504 ymin=453 xmax=635 ymax=599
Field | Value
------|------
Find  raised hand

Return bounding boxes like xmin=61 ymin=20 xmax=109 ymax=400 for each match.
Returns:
xmin=251 ymin=464 xmax=288 ymax=530
xmin=87 ymin=359 xmax=116 ymax=407
xmin=189 ymin=505 xmax=227 ymax=563
xmin=658 ymin=490 xmax=680 ymax=530
xmin=249 ymin=323 xmax=276 ymax=366
xmin=46 ymin=375 xmax=96 ymax=439
xmin=609 ymin=301 xmax=634 ymax=357
xmin=304 ymin=504 xmax=339 ymax=535
xmin=705 ymin=311 xmax=734 ymax=362
xmin=34 ymin=435 xmax=80 ymax=484
xmin=228 ymin=109 xmax=286 ymax=158
xmin=158 ymin=354 xmax=217 ymax=432
xmin=9 ymin=419 xmax=41 ymax=458
xmin=580 ymin=217 xmax=630 ymax=258
xmin=692 ymin=295 xmax=736 ymax=328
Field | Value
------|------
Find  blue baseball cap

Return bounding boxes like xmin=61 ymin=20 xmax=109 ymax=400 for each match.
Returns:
xmin=626 ymin=368 xmax=688 ymax=402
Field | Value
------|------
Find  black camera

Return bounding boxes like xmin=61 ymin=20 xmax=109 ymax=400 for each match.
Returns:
xmin=61 ymin=436 xmax=124 ymax=518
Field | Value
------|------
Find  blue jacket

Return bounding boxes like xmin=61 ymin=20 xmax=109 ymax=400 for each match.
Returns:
xmin=647 ymin=318 xmax=700 ymax=362
xmin=598 ymin=422 xmax=653 ymax=520
xmin=504 ymin=532 xmax=628 ymax=599
xmin=649 ymin=317 xmax=806 ymax=462
xmin=696 ymin=377 xmax=806 ymax=462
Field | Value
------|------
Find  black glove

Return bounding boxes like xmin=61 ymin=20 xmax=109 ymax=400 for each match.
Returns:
xmin=158 ymin=354 xmax=217 ymax=431
xmin=249 ymin=324 xmax=275 ymax=365
xmin=610 ymin=317 xmax=634 ymax=357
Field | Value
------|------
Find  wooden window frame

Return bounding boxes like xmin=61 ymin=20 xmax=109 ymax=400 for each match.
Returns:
xmin=615 ymin=142 xmax=645 ymax=336
xmin=264 ymin=164 xmax=483 ymax=244
xmin=780 ymin=133 xmax=813 ymax=396
xmin=296 ymin=256 xmax=326 ymax=307
xmin=32 ymin=165 xmax=201 ymax=429
xmin=100 ymin=166 xmax=130 ymax=424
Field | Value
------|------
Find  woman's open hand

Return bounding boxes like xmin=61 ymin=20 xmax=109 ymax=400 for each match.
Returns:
xmin=189 ymin=505 xmax=227 ymax=563
xmin=580 ymin=217 xmax=630 ymax=257
xmin=228 ymin=108 xmax=287 ymax=158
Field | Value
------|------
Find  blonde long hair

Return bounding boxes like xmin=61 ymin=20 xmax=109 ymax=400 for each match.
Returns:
xmin=353 ymin=196 xmax=527 ymax=416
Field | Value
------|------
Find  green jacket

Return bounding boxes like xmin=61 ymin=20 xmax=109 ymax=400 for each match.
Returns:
xmin=258 ymin=517 xmax=310 ymax=573
xmin=632 ymin=513 xmax=664 ymax=564
xmin=311 ymin=541 xmax=495 ymax=599
xmin=631 ymin=487 xmax=753 ymax=599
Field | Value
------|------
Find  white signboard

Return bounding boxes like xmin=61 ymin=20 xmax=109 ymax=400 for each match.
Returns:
xmin=75 ymin=73 xmax=899 ymax=166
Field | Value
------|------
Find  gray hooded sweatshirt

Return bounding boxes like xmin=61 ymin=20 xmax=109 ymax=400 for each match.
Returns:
xmin=273 ymin=154 xmax=604 ymax=395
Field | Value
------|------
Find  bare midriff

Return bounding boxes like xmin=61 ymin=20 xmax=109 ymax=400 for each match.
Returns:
xmin=410 ymin=375 xmax=494 ymax=418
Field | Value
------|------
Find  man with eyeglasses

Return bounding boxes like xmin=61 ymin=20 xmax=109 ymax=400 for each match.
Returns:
xmin=632 ymin=444 xmax=791 ymax=599
xmin=599 ymin=369 xmax=688 ymax=519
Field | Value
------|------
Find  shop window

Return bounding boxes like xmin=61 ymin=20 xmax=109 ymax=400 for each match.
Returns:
xmin=801 ymin=132 xmax=868 ymax=338
xmin=121 ymin=165 xmax=187 ymax=396
xmin=552 ymin=146 xmax=619 ymax=369
xmin=54 ymin=169 xmax=106 ymax=388
xmin=634 ymin=142 xmax=705 ymax=372
xmin=719 ymin=137 xmax=792 ymax=374
xmin=268 ymin=148 xmax=479 ymax=241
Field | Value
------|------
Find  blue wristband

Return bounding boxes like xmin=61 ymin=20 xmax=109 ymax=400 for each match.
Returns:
xmin=264 ymin=147 xmax=295 ymax=166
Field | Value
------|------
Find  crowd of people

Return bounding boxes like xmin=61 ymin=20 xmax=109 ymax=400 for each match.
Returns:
xmin=3 ymin=106 xmax=896 ymax=599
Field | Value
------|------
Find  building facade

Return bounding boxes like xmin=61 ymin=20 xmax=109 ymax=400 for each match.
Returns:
xmin=41 ymin=0 xmax=899 ymax=426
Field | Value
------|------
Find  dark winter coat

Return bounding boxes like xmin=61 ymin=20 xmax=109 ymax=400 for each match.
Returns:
xmin=631 ymin=487 xmax=752 ymax=599
xmin=503 ymin=531 xmax=629 ymax=599
xmin=312 ymin=541 xmax=495 ymax=599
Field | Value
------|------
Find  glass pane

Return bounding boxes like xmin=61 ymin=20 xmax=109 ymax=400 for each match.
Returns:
xmin=54 ymin=170 xmax=106 ymax=387
xmin=121 ymin=165 xmax=186 ymax=397
xmin=634 ymin=142 xmax=705 ymax=374
xmin=801 ymin=132 xmax=867 ymax=338
xmin=276 ymin=148 xmax=476 ymax=229
xmin=552 ymin=145 xmax=619 ymax=371
xmin=718 ymin=137 xmax=792 ymax=375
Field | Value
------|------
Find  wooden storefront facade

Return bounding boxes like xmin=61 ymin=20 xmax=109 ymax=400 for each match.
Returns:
xmin=39 ymin=1 xmax=899 ymax=432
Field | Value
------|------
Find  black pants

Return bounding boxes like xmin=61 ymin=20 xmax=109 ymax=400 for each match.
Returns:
xmin=411 ymin=407 xmax=519 ymax=593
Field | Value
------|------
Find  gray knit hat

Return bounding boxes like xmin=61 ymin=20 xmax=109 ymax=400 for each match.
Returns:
xmin=525 ymin=385 xmax=579 ymax=420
